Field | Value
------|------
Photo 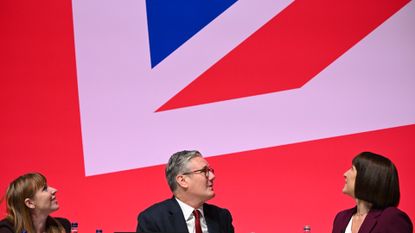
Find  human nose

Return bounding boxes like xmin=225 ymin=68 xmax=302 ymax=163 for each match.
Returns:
xmin=344 ymin=169 xmax=349 ymax=178
xmin=208 ymin=169 xmax=215 ymax=180
xmin=49 ymin=186 xmax=58 ymax=194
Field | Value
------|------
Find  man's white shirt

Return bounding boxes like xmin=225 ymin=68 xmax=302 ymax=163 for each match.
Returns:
xmin=176 ymin=197 xmax=209 ymax=233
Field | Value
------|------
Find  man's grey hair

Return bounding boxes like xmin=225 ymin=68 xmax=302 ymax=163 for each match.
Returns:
xmin=166 ymin=150 xmax=202 ymax=192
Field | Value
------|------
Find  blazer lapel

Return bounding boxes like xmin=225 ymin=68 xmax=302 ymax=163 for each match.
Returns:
xmin=338 ymin=207 xmax=356 ymax=233
xmin=168 ymin=197 xmax=190 ymax=233
xmin=358 ymin=209 xmax=382 ymax=233
xmin=204 ymin=204 xmax=220 ymax=233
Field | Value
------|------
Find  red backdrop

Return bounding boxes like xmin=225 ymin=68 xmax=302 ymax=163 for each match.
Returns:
xmin=1 ymin=1 xmax=414 ymax=233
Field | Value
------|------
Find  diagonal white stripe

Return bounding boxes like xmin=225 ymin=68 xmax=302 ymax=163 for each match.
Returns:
xmin=72 ymin=0 xmax=415 ymax=176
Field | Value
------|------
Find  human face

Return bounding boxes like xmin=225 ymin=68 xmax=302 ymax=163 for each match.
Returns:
xmin=184 ymin=157 xmax=216 ymax=203
xmin=342 ymin=165 xmax=357 ymax=197
xmin=30 ymin=185 xmax=59 ymax=215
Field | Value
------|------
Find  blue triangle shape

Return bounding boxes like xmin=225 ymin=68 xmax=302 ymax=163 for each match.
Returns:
xmin=146 ymin=0 xmax=237 ymax=68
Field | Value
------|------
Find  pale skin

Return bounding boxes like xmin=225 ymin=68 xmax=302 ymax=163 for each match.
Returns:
xmin=174 ymin=156 xmax=216 ymax=209
xmin=343 ymin=165 xmax=373 ymax=233
xmin=24 ymin=185 xmax=59 ymax=233
xmin=351 ymin=200 xmax=372 ymax=233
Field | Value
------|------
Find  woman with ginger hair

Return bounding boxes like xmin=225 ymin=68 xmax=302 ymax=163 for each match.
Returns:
xmin=0 ymin=173 xmax=70 ymax=233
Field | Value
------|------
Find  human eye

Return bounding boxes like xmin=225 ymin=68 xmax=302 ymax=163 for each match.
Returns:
xmin=192 ymin=167 xmax=206 ymax=174
xmin=42 ymin=185 xmax=48 ymax=191
xmin=201 ymin=166 xmax=210 ymax=175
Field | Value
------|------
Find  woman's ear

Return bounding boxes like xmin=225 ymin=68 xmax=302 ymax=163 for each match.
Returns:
xmin=24 ymin=198 xmax=36 ymax=209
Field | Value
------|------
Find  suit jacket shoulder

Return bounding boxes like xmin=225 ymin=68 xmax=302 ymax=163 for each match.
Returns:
xmin=136 ymin=198 xmax=235 ymax=233
xmin=0 ymin=219 xmax=14 ymax=233
xmin=136 ymin=198 xmax=188 ymax=233
xmin=55 ymin=217 xmax=71 ymax=233
xmin=0 ymin=217 xmax=70 ymax=233
xmin=360 ymin=207 xmax=413 ymax=233
xmin=332 ymin=207 xmax=355 ymax=233
xmin=332 ymin=206 xmax=413 ymax=233
xmin=203 ymin=203 xmax=234 ymax=233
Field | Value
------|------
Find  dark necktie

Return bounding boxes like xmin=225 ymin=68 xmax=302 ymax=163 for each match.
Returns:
xmin=193 ymin=209 xmax=202 ymax=233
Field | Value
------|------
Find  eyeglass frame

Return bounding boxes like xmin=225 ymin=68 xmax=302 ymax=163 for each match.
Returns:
xmin=181 ymin=166 xmax=215 ymax=178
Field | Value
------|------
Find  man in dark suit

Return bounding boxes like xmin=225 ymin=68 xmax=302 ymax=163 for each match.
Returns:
xmin=136 ymin=150 xmax=234 ymax=233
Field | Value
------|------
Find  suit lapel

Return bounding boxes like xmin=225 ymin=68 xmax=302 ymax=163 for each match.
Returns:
xmin=358 ymin=209 xmax=382 ymax=233
xmin=339 ymin=207 xmax=356 ymax=233
xmin=168 ymin=197 xmax=190 ymax=233
xmin=204 ymin=204 xmax=220 ymax=233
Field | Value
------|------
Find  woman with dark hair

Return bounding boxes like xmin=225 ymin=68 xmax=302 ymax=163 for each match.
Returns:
xmin=0 ymin=173 xmax=70 ymax=233
xmin=332 ymin=152 xmax=413 ymax=233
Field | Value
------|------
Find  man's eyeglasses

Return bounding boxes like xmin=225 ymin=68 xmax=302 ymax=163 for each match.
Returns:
xmin=182 ymin=166 xmax=214 ymax=178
